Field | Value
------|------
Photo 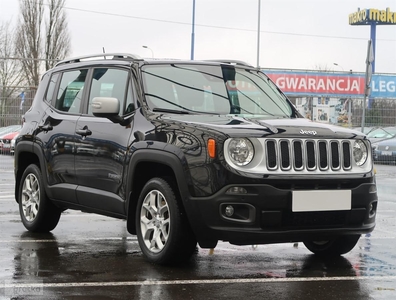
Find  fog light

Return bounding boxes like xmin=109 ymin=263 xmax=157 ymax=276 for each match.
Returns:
xmin=369 ymin=203 xmax=376 ymax=218
xmin=225 ymin=205 xmax=234 ymax=217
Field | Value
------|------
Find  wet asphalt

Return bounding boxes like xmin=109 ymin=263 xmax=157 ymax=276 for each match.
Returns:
xmin=0 ymin=155 xmax=395 ymax=299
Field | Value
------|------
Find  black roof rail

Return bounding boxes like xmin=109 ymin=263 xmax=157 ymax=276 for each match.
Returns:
xmin=55 ymin=53 xmax=142 ymax=67
xmin=203 ymin=59 xmax=254 ymax=67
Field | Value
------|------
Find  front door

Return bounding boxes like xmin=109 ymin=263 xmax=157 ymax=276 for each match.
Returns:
xmin=74 ymin=67 xmax=135 ymax=215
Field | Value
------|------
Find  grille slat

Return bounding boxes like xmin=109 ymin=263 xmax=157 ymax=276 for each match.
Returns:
xmin=306 ymin=141 xmax=316 ymax=170
xmin=265 ymin=139 xmax=352 ymax=172
xmin=318 ymin=141 xmax=328 ymax=169
xmin=293 ymin=141 xmax=303 ymax=169
xmin=267 ymin=140 xmax=277 ymax=169
xmin=331 ymin=141 xmax=340 ymax=169
xmin=280 ymin=141 xmax=290 ymax=169
xmin=342 ymin=142 xmax=351 ymax=169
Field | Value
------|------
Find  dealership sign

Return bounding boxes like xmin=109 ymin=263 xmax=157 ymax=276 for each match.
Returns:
xmin=264 ymin=70 xmax=396 ymax=99
xmin=349 ymin=7 xmax=396 ymax=25
xmin=371 ymin=75 xmax=396 ymax=98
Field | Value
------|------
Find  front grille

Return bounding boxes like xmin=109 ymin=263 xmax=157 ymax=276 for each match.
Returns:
xmin=265 ymin=139 xmax=352 ymax=172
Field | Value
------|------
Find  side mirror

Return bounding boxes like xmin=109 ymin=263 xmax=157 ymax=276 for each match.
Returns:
xmin=92 ymin=97 xmax=120 ymax=117
xmin=91 ymin=97 xmax=132 ymax=126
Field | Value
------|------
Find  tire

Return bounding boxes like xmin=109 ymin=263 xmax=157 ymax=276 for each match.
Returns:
xmin=303 ymin=234 xmax=361 ymax=257
xmin=18 ymin=164 xmax=61 ymax=232
xmin=136 ymin=177 xmax=197 ymax=264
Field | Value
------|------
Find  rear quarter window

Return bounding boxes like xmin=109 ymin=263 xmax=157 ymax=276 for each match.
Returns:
xmin=45 ymin=73 xmax=60 ymax=103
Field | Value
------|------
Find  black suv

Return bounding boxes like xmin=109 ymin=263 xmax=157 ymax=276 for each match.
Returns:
xmin=15 ymin=53 xmax=377 ymax=264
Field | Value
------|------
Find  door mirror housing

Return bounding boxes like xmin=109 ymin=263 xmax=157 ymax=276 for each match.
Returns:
xmin=92 ymin=97 xmax=120 ymax=117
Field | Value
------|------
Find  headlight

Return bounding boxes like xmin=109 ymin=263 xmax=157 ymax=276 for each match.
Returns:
xmin=227 ymin=138 xmax=254 ymax=166
xmin=353 ymin=140 xmax=368 ymax=166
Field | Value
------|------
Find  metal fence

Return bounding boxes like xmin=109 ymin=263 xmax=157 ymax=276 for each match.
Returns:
xmin=1 ymin=88 xmax=396 ymax=169
xmin=0 ymin=92 xmax=35 ymax=127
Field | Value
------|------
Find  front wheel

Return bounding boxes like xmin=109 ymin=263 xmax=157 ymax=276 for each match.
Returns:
xmin=303 ymin=234 xmax=361 ymax=257
xmin=18 ymin=164 xmax=61 ymax=232
xmin=136 ymin=177 xmax=197 ymax=264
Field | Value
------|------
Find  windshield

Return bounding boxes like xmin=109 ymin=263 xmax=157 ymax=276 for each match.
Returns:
xmin=367 ymin=127 xmax=396 ymax=139
xmin=141 ymin=64 xmax=294 ymax=117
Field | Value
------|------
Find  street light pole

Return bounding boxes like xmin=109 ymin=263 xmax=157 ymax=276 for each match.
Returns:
xmin=333 ymin=62 xmax=344 ymax=71
xmin=257 ymin=0 xmax=261 ymax=68
xmin=191 ymin=0 xmax=196 ymax=60
xmin=142 ymin=45 xmax=154 ymax=58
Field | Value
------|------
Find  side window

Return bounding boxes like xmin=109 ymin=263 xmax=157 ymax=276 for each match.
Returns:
xmin=55 ymin=69 xmax=88 ymax=113
xmin=45 ymin=73 xmax=59 ymax=103
xmin=88 ymin=68 xmax=129 ymax=116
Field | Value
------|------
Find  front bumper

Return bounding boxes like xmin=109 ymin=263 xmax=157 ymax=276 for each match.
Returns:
xmin=186 ymin=182 xmax=377 ymax=247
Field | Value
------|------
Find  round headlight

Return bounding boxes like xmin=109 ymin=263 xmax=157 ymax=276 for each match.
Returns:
xmin=353 ymin=140 xmax=368 ymax=166
xmin=228 ymin=138 xmax=254 ymax=166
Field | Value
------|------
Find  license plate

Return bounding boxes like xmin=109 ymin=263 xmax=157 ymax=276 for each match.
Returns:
xmin=3 ymin=144 xmax=10 ymax=148
xmin=292 ymin=190 xmax=351 ymax=212
xmin=381 ymin=150 xmax=392 ymax=156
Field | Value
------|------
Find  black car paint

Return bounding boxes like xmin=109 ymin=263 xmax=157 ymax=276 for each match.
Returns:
xmin=14 ymin=58 xmax=377 ymax=248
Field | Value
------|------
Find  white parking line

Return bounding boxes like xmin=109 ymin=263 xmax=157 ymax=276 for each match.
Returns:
xmin=3 ymin=276 xmax=396 ymax=289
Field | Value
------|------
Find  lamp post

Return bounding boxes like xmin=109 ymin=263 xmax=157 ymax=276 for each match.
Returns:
xmin=333 ymin=62 xmax=344 ymax=71
xmin=257 ymin=0 xmax=261 ymax=68
xmin=142 ymin=45 xmax=154 ymax=58
xmin=191 ymin=0 xmax=196 ymax=60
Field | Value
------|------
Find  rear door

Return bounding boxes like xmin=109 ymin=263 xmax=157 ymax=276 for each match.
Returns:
xmin=39 ymin=69 xmax=89 ymax=203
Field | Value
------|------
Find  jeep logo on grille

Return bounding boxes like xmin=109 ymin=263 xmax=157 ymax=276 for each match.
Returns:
xmin=300 ymin=129 xmax=317 ymax=135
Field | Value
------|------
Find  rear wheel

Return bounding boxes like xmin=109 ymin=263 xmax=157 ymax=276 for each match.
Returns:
xmin=303 ymin=234 xmax=361 ymax=257
xmin=18 ymin=164 xmax=61 ymax=232
xmin=136 ymin=177 xmax=197 ymax=264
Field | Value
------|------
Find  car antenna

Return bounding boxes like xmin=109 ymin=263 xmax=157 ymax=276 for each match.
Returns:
xmin=102 ymin=47 xmax=106 ymax=59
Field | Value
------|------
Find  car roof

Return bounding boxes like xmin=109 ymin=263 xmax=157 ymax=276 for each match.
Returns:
xmin=54 ymin=53 xmax=254 ymax=69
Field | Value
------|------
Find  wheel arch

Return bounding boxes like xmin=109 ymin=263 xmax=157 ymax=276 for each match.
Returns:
xmin=125 ymin=149 xmax=192 ymax=234
xmin=14 ymin=142 xmax=44 ymax=203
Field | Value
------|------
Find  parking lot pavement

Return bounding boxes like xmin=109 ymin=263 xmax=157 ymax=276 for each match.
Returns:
xmin=1 ymin=155 xmax=396 ymax=299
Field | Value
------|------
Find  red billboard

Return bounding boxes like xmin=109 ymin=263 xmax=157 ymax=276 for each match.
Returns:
xmin=264 ymin=71 xmax=365 ymax=97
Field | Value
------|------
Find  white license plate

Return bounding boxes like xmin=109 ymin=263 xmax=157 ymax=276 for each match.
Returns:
xmin=3 ymin=144 xmax=10 ymax=148
xmin=381 ymin=150 xmax=392 ymax=156
xmin=292 ymin=190 xmax=351 ymax=212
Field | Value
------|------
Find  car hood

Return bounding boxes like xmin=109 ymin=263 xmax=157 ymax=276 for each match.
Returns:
xmin=158 ymin=114 xmax=365 ymax=139
xmin=1 ymin=131 xmax=20 ymax=139
xmin=376 ymin=138 xmax=396 ymax=146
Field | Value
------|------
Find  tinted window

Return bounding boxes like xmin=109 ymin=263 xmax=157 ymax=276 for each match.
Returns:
xmin=88 ymin=68 xmax=129 ymax=116
xmin=55 ymin=69 xmax=88 ymax=113
xmin=367 ymin=127 xmax=396 ymax=138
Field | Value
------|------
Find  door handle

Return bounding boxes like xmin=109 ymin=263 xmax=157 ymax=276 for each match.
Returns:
xmin=76 ymin=126 xmax=92 ymax=137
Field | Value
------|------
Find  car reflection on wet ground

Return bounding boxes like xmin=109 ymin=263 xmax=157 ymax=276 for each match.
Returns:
xmin=0 ymin=156 xmax=395 ymax=299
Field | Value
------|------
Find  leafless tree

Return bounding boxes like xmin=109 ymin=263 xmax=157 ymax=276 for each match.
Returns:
xmin=45 ymin=0 xmax=71 ymax=70
xmin=15 ymin=0 xmax=71 ymax=87
xmin=0 ymin=21 xmax=25 ymax=126
xmin=15 ymin=0 xmax=44 ymax=87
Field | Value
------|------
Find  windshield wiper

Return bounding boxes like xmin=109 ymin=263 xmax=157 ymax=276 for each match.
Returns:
xmin=152 ymin=107 xmax=191 ymax=114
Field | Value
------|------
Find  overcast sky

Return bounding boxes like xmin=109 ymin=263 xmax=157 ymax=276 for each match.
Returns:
xmin=1 ymin=0 xmax=396 ymax=74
